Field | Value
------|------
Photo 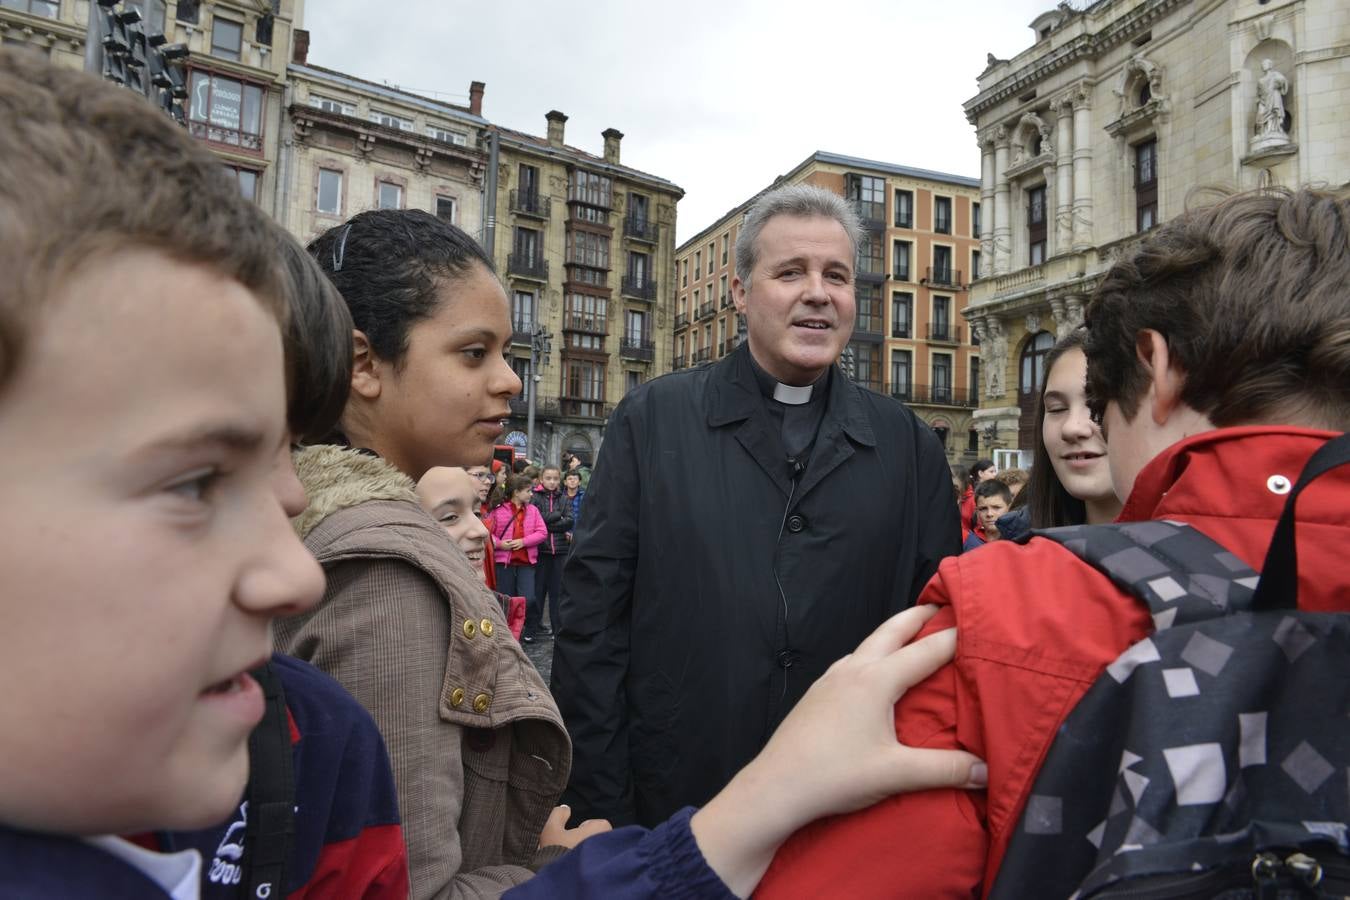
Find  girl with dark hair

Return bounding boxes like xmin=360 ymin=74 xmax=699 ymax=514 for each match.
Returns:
xmin=1001 ymin=328 xmax=1121 ymax=540
xmin=487 ymin=473 xmax=547 ymax=633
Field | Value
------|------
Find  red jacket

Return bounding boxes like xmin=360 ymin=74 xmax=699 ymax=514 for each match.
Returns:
xmin=758 ymin=427 xmax=1348 ymax=899
xmin=487 ymin=501 xmax=547 ymax=566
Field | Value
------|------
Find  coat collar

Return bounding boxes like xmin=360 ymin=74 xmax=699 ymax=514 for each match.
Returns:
xmin=291 ymin=444 xmax=417 ymax=540
xmin=706 ymin=343 xmax=877 ymax=448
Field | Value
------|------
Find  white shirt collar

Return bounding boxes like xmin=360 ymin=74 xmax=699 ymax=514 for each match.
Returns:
xmin=772 ymin=382 xmax=814 ymax=405
xmin=84 ymin=836 xmax=202 ymax=900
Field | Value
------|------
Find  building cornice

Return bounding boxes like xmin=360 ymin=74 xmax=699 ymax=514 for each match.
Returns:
xmin=963 ymin=0 xmax=1188 ymax=123
xmin=288 ymin=103 xmax=487 ymax=173
xmin=492 ymin=130 xmax=684 ymax=199
xmin=288 ymin=63 xmax=486 ymax=129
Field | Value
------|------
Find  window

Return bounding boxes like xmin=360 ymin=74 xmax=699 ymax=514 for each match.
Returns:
xmin=846 ymin=174 xmax=885 ymax=223
xmin=1135 ymin=138 xmax=1158 ymax=233
xmin=427 ymin=125 xmax=468 ymax=146
xmin=933 ymin=245 xmax=953 ymax=284
xmin=309 ymin=94 xmax=356 ymax=116
xmin=371 ymin=110 xmax=413 ymax=131
xmin=891 ymin=350 xmax=912 ymax=399
xmin=970 ymin=357 xmax=981 ymax=397
xmin=316 ymin=168 xmax=342 ymax=215
xmin=564 ymin=293 xmax=607 ymax=334
xmin=377 ymin=181 xmax=402 ymax=210
xmin=719 ymin=274 xmax=729 ymax=307
xmin=124 ymin=0 xmax=166 ymax=32
xmin=627 ymin=251 xmax=650 ymax=288
xmin=210 ymin=16 xmax=242 ymax=60
xmin=569 ymin=170 xmax=612 ymax=209
xmin=933 ymin=426 xmax=949 ymax=448
xmin=694 ymin=250 xmax=701 ymax=279
xmin=681 ymin=259 xmax=688 ymax=287
xmin=510 ymin=355 xmax=530 ymax=386
xmin=564 ymin=359 xmax=606 ymax=417
xmin=848 ymin=342 xmax=881 ymax=391
xmin=189 ymin=71 xmax=265 ymax=150
xmin=519 ymin=164 xmax=540 ymax=200
xmin=625 ymin=310 xmax=648 ymax=344
xmin=0 ymin=0 xmax=58 ymax=15
xmin=176 ymin=0 xmax=200 ymax=23
xmin=435 ymin=195 xmax=457 ymax=223
xmin=627 ymin=192 xmax=650 ymax=226
xmin=1027 ymin=185 xmax=1047 ymax=265
xmin=971 ymin=249 xmax=982 ymax=280
xmin=567 ymin=230 xmax=610 ymax=270
xmin=933 ymin=354 xmax=953 ymax=404
xmin=857 ymin=233 xmax=884 ymax=277
xmin=932 ymin=295 xmax=952 ymax=342
xmin=707 ymin=242 xmax=715 ymax=273
xmin=972 ymin=202 xmax=982 ymax=237
xmin=513 ymin=227 xmax=541 ymax=267
xmin=934 ymin=196 xmax=952 ymax=234
xmin=1020 ymin=331 xmax=1055 ymax=398
xmin=255 ymin=12 xmax=273 ymax=46
xmin=968 ymin=429 xmax=980 ymax=452
xmin=856 ymin=282 xmax=883 ymax=334
xmin=721 ymin=234 xmax=729 ymax=265
xmin=222 ymin=165 xmax=259 ymax=202
xmin=891 ymin=291 xmax=912 ymax=339
xmin=894 ymin=189 xmax=913 ymax=228
xmin=511 ymin=291 xmax=535 ymax=333
xmin=892 ymin=240 xmax=912 ymax=282
xmin=625 ymin=370 xmax=644 ymax=393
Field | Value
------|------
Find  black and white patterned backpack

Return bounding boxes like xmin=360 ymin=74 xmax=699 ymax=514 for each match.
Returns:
xmin=990 ymin=434 xmax=1350 ymax=899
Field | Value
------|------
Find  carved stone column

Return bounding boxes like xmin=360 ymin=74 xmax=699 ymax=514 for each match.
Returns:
xmin=983 ymin=316 xmax=1009 ymax=400
xmin=1049 ymin=297 xmax=1068 ymax=338
xmin=1071 ymin=88 xmax=1094 ymax=251
xmin=1054 ymin=96 xmax=1075 ymax=253
xmin=979 ymin=137 xmax=996 ymax=267
xmin=993 ymin=126 xmax=1012 ymax=276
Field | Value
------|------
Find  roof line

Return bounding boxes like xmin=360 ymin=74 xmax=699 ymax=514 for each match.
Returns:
xmin=288 ymin=62 xmax=488 ymax=127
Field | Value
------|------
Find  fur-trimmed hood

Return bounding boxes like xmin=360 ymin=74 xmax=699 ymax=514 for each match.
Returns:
xmin=291 ymin=444 xmax=417 ymax=540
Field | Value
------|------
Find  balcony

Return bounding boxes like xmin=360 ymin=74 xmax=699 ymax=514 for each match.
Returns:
xmin=623 ymin=215 xmax=658 ymax=243
xmin=696 ymin=302 xmax=716 ymax=320
xmin=891 ymin=324 xmax=912 ymax=339
xmin=560 ymin=398 xmax=609 ymax=419
xmin=848 ymin=199 xmax=887 ymax=231
xmin=719 ymin=292 xmax=732 ymax=309
xmin=856 ymin=267 xmax=887 ymax=285
xmin=619 ymin=337 xmax=655 ymax=362
xmin=673 ymin=354 xmax=687 ymax=370
xmin=693 ymin=347 xmax=712 ymax=364
xmin=674 ymin=313 xmax=689 ymax=330
xmin=510 ymin=319 xmax=536 ymax=346
xmin=907 ymin=384 xmax=980 ymax=408
xmin=563 ymin=314 xmax=608 ymax=336
xmin=923 ymin=266 xmax=963 ymax=289
xmin=508 ymin=396 xmax=560 ymax=417
xmin=507 ymin=254 xmax=549 ymax=282
xmin=510 ymin=190 xmax=551 ymax=219
xmin=620 ymin=274 xmax=657 ymax=301
xmin=722 ymin=337 xmax=738 ymax=355
xmin=853 ymin=317 xmax=884 ymax=342
xmin=926 ymin=324 xmax=963 ymax=344
xmin=889 ymin=386 xmax=913 ymax=403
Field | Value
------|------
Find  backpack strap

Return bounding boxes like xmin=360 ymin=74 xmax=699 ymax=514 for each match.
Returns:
xmin=242 ymin=661 xmax=294 ymax=900
xmin=1024 ymin=521 xmax=1259 ymax=630
xmin=1251 ymin=432 xmax=1350 ymax=612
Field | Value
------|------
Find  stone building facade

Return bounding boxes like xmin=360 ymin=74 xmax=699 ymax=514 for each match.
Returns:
xmin=965 ymin=0 xmax=1350 ymax=466
xmin=488 ymin=115 xmax=683 ymax=465
xmin=1 ymin=0 xmax=302 ymax=217
xmin=674 ymin=151 xmax=985 ymax=465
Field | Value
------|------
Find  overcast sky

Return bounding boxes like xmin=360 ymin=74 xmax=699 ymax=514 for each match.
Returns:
xmin=306 ymin=0 xmax=1056 ymax=245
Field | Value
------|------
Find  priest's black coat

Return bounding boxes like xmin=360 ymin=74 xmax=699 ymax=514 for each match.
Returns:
xmin=550 ymin=345 xmax=960 ymax=827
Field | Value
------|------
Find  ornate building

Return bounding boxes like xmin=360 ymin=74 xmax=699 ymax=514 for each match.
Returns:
xmin=487 ymin=114 xmax=684 ymax=466
xmin=673 ymin=151 xmax=984 ymax=464
xmin=964 ymin=0 xmax=1349 ymax=465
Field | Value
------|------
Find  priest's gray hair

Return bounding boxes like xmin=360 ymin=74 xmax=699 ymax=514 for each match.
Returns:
xmin=734 ymin=184 xmax=864 ymax=289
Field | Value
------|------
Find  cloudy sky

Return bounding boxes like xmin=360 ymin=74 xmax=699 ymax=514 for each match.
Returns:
xmin=306 ymin=0 xmax=1056 ymax=244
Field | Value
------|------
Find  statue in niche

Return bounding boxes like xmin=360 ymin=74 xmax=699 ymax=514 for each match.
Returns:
xmin=1254 ymin=59 xmax=1291 ymax=143
xmin=984 ymin=318 xmax=1008 ymax=398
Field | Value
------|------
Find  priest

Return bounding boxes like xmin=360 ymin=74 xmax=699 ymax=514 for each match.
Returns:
xmin=551 ymin=184 xmax=960 ymax=828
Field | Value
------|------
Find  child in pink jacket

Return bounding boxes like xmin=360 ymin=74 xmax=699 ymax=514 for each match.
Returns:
xmin=488 ymin=474 xmax=548 ymax=623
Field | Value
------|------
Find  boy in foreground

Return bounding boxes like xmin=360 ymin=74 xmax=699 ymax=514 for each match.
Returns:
xmin=0 ymin=49 xmax=324 ymax=895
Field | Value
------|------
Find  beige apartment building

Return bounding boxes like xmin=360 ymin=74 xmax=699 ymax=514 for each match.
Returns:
xmin=965 ymin=0 xmax=1350 ymax=466
xmin=0 ymin=0 xmax=304 ymax=216
xmin=673 ymin=151 xmax=984 ymax=463
xmin=488 ymin=114 xmax=683 ymax=465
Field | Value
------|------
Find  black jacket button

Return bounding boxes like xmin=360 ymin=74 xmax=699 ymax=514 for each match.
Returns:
xmin=787 ymin=515 xmax=805 ymax=533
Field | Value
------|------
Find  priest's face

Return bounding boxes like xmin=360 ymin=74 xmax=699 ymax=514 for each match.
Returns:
xmin=732 ymin=214 xmax=856 ymax=386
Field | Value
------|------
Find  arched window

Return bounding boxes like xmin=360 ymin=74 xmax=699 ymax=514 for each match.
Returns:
xmin=1017 ymin=331 xmax=1055 ymax=448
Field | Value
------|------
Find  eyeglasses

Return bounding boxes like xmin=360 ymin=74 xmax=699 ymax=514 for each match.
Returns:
xmin=468 ymin=471 xmax=494 ymax=482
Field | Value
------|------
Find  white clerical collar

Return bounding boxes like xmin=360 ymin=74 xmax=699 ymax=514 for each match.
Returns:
xmin=773 ymin=382 xmax=814 ymax=405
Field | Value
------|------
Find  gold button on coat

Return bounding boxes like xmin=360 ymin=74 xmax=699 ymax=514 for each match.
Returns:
xmin=473 ymin=692 xmax=491 ymax=713
xmin=450 ymin=688 xmax=465 ymax=707
xmin=480 ymin=619 xmax=494 ymax=637
xmin=463 ymin=619 xmax=476 ymax=638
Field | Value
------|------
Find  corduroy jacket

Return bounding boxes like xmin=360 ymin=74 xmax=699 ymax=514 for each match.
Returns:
xmin=277 ymin=446 xmax=571 ymax=900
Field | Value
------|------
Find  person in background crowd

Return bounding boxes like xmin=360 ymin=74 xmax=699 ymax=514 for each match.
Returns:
xmin=963 ymin=480 xmax=1013 ymax=552
xmin=275 ymin=209 xmax=597 ymax=899
xmin=530 ymin=466 xmax=574 ymax=639
xmin=417 ymin=466 xmax=526 ymax=640
xmin=490 ymin=459 xmax=509 ymax=508
xmin=521 ymin=464 xmax=542 ymax=490
xmin=489 ymin=474 xmax=548 ymax=642
xmin=465 ymin=464 xmax=499 ymax=589
xmin=959 ymin=458 xmax=998 ymax=543
xmin=996 ymin=467 xmax=1029 ymax=502
xmin=553 ymin=183 xmax=960 ymax=828
xmin=562 ymin=469 xmax=585 ymax=546
xmin=563 ymin=452 xmax=592 ymax=491
xmin=756 ymin=186 xmax=1350 ymax=898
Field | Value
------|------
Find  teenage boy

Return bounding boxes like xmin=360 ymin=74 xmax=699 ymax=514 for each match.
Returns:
xmin=0 ymin=49 xmax=324 ymax=896
xmin=964 ymin=480 xmax=1013 ymax=552
xmin=757 ymin=186 xmax=1350 ymax=897
xmin=531 ymin=465 xmax=574 ymax=637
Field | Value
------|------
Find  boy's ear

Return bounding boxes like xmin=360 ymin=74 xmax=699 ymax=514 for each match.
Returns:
xmin=350 ymin=329 xmax=382 ymax=400
xmin=1135 ymin=329 xmax=1185 ymax=425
